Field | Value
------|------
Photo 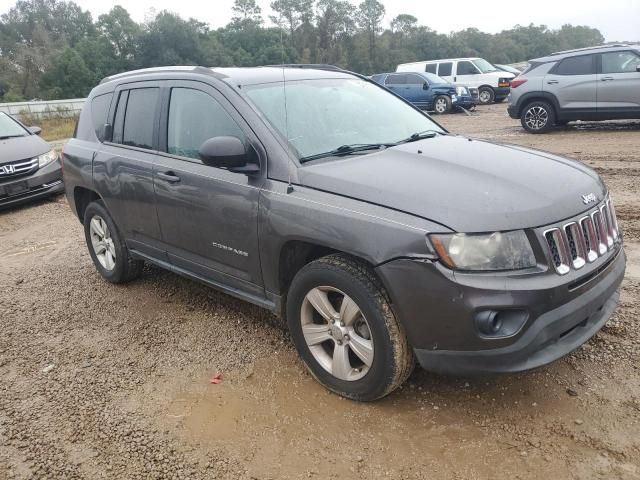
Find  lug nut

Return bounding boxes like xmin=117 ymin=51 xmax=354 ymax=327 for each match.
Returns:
xmin=340 ymin=322 xmax=345 ymax=327
xmin=344 ymin=335 xmax=350 ymax=341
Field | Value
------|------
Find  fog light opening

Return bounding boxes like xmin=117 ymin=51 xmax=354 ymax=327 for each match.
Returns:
xmin=475 ymin=309 xmax=528 ymax=338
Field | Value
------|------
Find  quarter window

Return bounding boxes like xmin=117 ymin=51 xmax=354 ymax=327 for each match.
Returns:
xmin=553 ymin=55 xmax=596 ymax=75
xmin=601 ymin=51 xmax=640 ymax=74
xmin=91 ymin=93 xmax=112 ymax=141
xmin=456 ymin=61 xmax=479 ymax=75
xmin=167 ymin=88 xmax=244 ymax=160
xmin=438 ymin=62 xmax=453 ymax=77
xmin=424 ymin=64 xmax=437 ymax=74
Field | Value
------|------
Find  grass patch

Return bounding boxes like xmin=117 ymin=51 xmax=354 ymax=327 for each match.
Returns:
xmin=17 ymin=110 xmax=78 ymax=142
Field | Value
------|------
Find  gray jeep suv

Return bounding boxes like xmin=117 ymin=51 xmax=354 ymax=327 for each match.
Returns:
xmin=63 ymin=65 xmax=625 ymax=401
xmin=508 ymin=44 xmax=640 ymax=133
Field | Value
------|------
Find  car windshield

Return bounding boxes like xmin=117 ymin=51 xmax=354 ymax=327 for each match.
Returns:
xmin=243 ymin=78 xmax=444 ymax=161
xmin=472 ymin=58 xmax=500 ymax=73
xmin=423 ymin=72 xmax=448 ymax=84
xmin=0 ymin=112 xmax=28 ymax=139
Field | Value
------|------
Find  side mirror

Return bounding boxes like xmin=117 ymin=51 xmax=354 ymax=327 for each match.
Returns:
xmin=636 ymin=65 xmax=640 ymax=72
xmin=423 ymin=82 xmax=430 ymax=90
xmin=198 ymin=136 xmax=259 ymax=174
xmin=28 ymin=126 xmax=42 ymax=136
xmin=102 ymin=123 xmax=113 ymax=142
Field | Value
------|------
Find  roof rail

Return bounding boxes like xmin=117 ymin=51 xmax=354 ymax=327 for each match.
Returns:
xmin=550 ymin=44 xmax=629 ymax=56
xmin=99 ymin=66 xmax=214 ymax=84
xmin=265 ymin=64 xmax=347 ymax=72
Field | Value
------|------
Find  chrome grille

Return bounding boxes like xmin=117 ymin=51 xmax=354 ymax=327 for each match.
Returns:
xmin=544 ymin=197 xmax=621 ymax=275
xmin=0 ymin=158 xmax=39 ymax=179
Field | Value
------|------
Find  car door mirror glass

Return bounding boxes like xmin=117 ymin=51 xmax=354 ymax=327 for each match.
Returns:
xmin=199 ymin=136 xmax=250 ymax=169
xmin=27 ymin=126 xmax=42 ymax=135
xmin=423 ymin=82 xmax=429 ymax=90
xmin=102 ymin=123 xmax=113 ymax=142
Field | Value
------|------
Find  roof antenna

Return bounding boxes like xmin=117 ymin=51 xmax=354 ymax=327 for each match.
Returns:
xmin=279 ymin=20 xmax=293 ymax=194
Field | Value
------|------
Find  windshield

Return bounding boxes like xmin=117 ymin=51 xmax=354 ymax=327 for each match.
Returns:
xmin=423 ymin=72 xmax=448 ymax=84
xmin=472 ymin=58 xmax=500 ymax=73
xmin=244 ymin=78 xmax=443 ymax=161
xmin=0 ymin=112 xmax=28 ymax=138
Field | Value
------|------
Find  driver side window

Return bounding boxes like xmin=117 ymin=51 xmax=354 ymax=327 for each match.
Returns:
xmin=167 ymin=88 xmax=244 ymax=160
xmin=457 ymin=61 xmax=479 ymax=75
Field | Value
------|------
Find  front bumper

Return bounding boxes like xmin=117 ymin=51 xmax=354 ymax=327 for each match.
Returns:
xmin=376 ymin=246 xmax=625 ymax=375
xmin=0 ymin=160 xmax=64 ymax=209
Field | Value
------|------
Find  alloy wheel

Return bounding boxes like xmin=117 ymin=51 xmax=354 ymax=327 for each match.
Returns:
xmin=524 ymin=106 xmax=549 ymax=131
xmin=89 ymin=215 xmax=116 ymax=271
xmin=301 ymin=286 xmax=374 ymax=382
xmin=434 ymin=97 xmax=448 ymax=113
xmin=479 ymin=90 xmax=492 ymax=104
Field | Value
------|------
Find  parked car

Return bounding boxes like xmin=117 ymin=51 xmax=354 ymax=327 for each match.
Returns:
xmin=0 ymin=112 xmax=63 ymax=209
xmin=508 ymin=44 xmax=640 ymax=133
xmin=64 ymin=65 xmax=625 ymax=401
xmin=397 ymin=57 xmax=515 ymax=104
xmin=494 ymin=64 xmax=522 ymax=75
xmin=371 ymin=72 xmax=475 ymax=113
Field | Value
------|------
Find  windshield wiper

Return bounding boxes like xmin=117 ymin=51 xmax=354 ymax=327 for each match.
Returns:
xmin=395 ymin=130 xmax=444 ymax=145
xmin=299 ymin=143 xmax=393 ymax=163
xmin=0 ymin=134 xmax=26 ymax=140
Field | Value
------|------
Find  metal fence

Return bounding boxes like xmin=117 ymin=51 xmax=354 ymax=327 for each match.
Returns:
xmin=0 ymin=98 xmax=86 ymax=119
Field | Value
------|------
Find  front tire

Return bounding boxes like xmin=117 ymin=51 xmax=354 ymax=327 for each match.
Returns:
xmin=478 ymin=86 xmax=495 ymax=104
xmin=521 ymin=100 xmax=555 ymax=134
xmin=83 ymin=200 xmax=143 ymax=283
xmin=433 ymin=95 xmax=452 ymax=114
xmin=286 ymin=255 xmax=414 ymax=401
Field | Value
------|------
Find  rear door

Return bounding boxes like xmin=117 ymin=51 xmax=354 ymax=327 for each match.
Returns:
xmin=544 ymin=54 xmax=597 ymax=110
xmin=436 ymin=62 xmax=454 ymax=83
xmin=94 ymin=82 xmax=165 ymax=259
xmin=153 ymin=80 xmax=265 ymax=296
xmin=597 ymin=50 xmax=640 ymax=112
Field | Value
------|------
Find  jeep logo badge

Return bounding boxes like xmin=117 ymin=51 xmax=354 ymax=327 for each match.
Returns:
xmin=582 ymin=193 xmax=597 ymax=205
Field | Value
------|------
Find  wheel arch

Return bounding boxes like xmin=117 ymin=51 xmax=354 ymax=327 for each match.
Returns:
xmin=516 ymin=92 xmax=560 ymax=118
xmin=73 ymin=186 xmax=103 ymax=223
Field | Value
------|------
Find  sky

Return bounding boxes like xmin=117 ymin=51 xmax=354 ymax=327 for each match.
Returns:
xmin=2 ymin=0 xmax=639 ymax=42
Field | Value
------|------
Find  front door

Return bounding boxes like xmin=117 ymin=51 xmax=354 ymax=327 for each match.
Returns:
xmin=404 ymin=73 xmax=430 ymax=107
xmin=544 ymin=54 xmax=598 ymax=111
xmin=153 ymin=81 xmax=265 ymax=297
xmin=597 ymin=50 xmax=640 ymax=112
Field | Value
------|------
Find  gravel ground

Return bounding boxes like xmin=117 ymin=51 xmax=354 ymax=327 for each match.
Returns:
xmin=1 ymin=104 xmax=639 ymax=479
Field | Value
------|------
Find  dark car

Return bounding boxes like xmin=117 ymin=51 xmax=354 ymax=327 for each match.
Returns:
xmin=0 ymin=112 xmax=63 ymax=208
xmin=371 ymin=72 xmax=475 ymax=113
xmin=63 ymin=65 xmax=625 ymax=401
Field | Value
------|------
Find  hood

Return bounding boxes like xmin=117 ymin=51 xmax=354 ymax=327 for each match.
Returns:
xmin=430 ymin=82 xmax=456 ymax=92
xmin=298 ymin=135 xmax=605 ymax=232
xmin=0 ymin=135 xmax=51 ymax=165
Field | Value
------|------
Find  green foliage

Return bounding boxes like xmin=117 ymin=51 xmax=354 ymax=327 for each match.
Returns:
xmin=0 ymin=0 xmax=609 ymax=101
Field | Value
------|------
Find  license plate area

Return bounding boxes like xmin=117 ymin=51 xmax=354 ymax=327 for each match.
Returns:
xmin=3 ymin=181 xmax=29 ymax=197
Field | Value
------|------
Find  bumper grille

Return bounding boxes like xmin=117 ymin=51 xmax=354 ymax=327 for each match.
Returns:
xmin=544 ymin=197 xmax=620 ymax=275
xmin=0 ymin=157 xmax=39 ymax=180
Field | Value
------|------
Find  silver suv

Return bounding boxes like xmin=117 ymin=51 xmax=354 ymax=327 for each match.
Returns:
xmin=508 ymin=44 xmax=640 ymax=133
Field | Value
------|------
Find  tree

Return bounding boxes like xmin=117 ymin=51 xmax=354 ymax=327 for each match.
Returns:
xmin=40 ymin=47 xmax=93 ymax=98
xmin=97 ymin=6 xmax=139 ymax=61
xmin=270 ymin=0 xmax=315 ymax=37
xmin=390 ymin=14 xmax=417 ymax=35
xmin=356 ymin=0 xmax=385 ymax=69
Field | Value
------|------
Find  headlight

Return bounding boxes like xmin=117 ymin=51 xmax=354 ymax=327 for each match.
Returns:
xmin=429 ymin=230 xmax=536 ymax=271
xmin=456 ymin=86 xmax=469 ymax=96
xmin=37 ymin=150 xmax=58 ymax=168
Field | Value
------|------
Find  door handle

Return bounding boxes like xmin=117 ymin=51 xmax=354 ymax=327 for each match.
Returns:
xmin=157 ymin=171 xmax=180 ymax=183
xmin=600 ymin=77 xmax=614 ymax=81
xmin=547 ymin=80 xmax=559 ymax=84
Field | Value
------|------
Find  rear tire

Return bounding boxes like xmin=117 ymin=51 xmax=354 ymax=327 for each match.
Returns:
xmin=478 ymin=86 xmax=495 ymax=104
xmin=520 ymin=100 xmax=555 ymax=134
xmin=433 ymin=95 xmax=452 ymax=114
xmin=83 ymin=200 xmax=143 ymax=283
xmin=286 ymin=255 xmax=414 ymax=401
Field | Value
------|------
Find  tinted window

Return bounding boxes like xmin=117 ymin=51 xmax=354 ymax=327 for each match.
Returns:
xmin=554 ymin=55 xmax=595 ymax=75
xmin=405 ymin=74 xmax=424 ymax=84
xmin=457 ymin=61 xmax=479 ymax=75
xmin=121 ymin=88 xmax=158 ymax=149
xmin=385 ymin=74 xmax=407 ymax=85
xmin=111 ymin=91 xmax=128 ymax=144
xmin=424 ymin=64 xmax=437 ymax=74
xmin=601 ymin=51 xmax=640 ymax=74
xmin=0 ymin=112 xmax=28 ymax=137
xmin=167 ymin=88 xmax=244 ymax=160
xmin=438 ymin=62 xmax=453 ymax=76
xmin=91 ymin=93 xmax=112 ymax=141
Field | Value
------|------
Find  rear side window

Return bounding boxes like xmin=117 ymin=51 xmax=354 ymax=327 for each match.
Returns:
xmin=111 ymin=91 xmax=128 ymax=145
xmin=456 ymin=61 xmax=479 ymax=75
xmin=385 ymin=74 xmax=407 ymax=85
xmin=167 ymin=88 xmax=244 ymax=160
xmin=122 ymin=88 xmax=159 ymax=149
xmin=438 ymin=62 xmax=453 ymax=76
xmin=424 ymin=64 xmax=437 ymax=74
xmin=91 ymin=93 xmax=112 ymax=141
xmin=553 ymin=55 xmax=596 ymax=75
xmin=601 ymin=51 xmax=640 ymax=74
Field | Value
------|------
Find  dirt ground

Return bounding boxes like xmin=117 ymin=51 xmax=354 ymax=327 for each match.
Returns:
xmin=1 ymin=104 xmax=639 ymax=480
